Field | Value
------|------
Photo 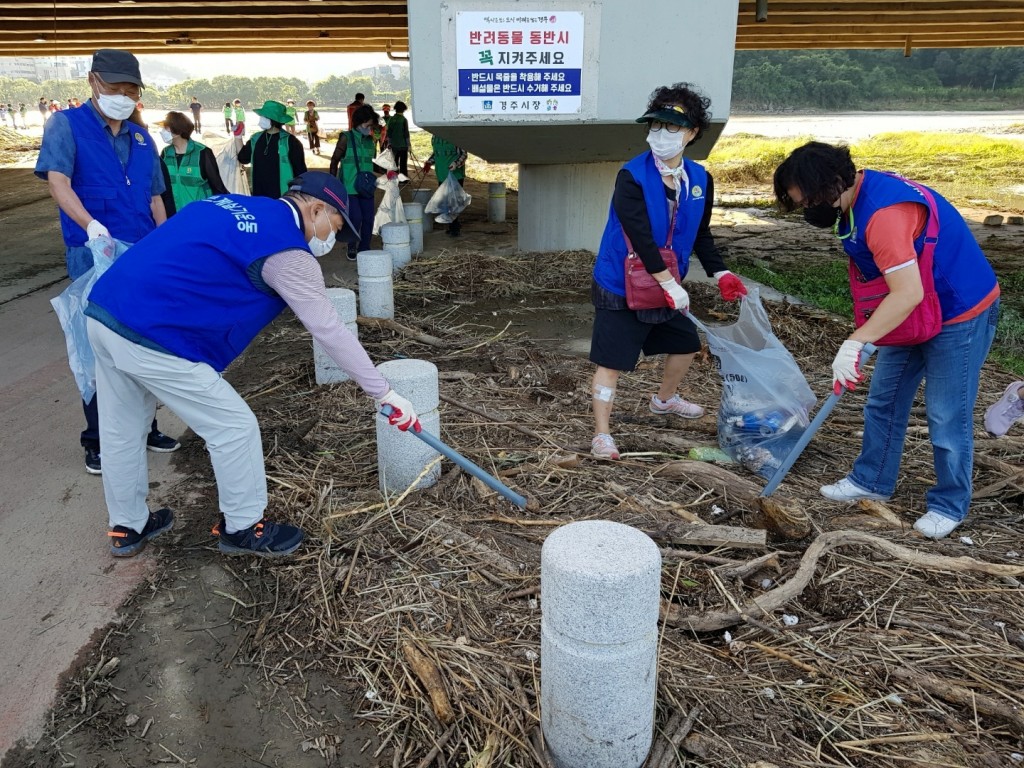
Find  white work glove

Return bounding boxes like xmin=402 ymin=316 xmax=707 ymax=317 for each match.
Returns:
xmin=86 ymin=219 xmax=110 ymax=241
xmin=377 ymin=389 xmax=421 ymax=432
xmin=658 ymin=277 xmax=690 ymax=312
xmin=832 ymin=339 xmax=866 ymax=395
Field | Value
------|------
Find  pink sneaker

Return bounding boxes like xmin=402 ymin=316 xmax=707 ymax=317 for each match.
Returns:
xmin=591 ymin=433 xmax=620 ymax=459
xmin=984 ymin=381 xmax=1024 ymax=437
xmin=650 ymin=394 xmax=704 ymax=419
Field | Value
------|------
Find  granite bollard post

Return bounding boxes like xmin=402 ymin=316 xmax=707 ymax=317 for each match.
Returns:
xmin=402 ymin=202 xmax=424 ymax=255
xmin=487 ymin=181 xmax=506 ymax=223
xmin=541 ymin=520 xmax=661 ymax=768
xmin=356 ymin=250 xmax=394 ymax=319
xmin=375 ymin=359 xmax=441 ymax=493
xmin=380 ymin=222 xmax=412 ymax=271
xmin=412 ymin=188 xmax=433 ymax=233
xmin=313 ymin=288 xmax=358 ymax=384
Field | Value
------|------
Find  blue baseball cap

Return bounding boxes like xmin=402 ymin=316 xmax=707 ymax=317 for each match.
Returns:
xmin=286 ymin=172 xmax=359 ymax=241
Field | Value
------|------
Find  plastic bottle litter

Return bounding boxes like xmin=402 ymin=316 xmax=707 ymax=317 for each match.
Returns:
xmin=688 ymin=446 xmax=735 ymax=463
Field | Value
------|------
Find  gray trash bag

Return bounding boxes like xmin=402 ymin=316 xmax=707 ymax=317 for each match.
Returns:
xmin=424 ymin=173 xmax=471 ymax=224
xmin=50 ymin=236 xmax=131 ymax=402
xmin=700 ymin=289 xmax=817 ymax=478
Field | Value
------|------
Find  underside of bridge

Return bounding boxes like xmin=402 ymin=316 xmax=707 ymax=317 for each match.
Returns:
xmin=1 ymin=1 xmax=1023 ymax=57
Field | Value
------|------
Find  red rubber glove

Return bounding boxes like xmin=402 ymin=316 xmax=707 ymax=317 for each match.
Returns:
xmin=422 ymin=162 xmax=432 ymax=173
xmin=715 ymin=271 xmax=748 ymax=302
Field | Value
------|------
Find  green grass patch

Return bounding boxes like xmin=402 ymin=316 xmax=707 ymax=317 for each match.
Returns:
xmin=733 ymin=258 xmax=852 ymax=316
xmin=706 ymin=131 xmax=1024 ymax=213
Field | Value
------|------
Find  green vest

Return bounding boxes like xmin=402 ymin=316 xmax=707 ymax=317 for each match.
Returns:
xmin=386 ymin=114 xmax=408 ymax=149
xmin=233 ymin=106 xmax=245 ymax=123
xmin=250 ymin=131 xmax=296 ymax=196
xmin=340 ymin=130 xmax=377 ymax=196
xmin=431 ymin=136 xmax=465 ymax=183
xmin=161 ymin=140 xmax=212 ymax=211
xmin=285 ymin=105 xmax=297 ymax=122
xmin=223 ymin=105 xmax=232 ymax=118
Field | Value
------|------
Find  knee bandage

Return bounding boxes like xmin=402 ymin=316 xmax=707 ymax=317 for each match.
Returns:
xmin=592 ymin=384 xmax=615 ymax=403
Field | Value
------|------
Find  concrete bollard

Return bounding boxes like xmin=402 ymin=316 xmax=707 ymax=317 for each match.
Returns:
xmin=356 ymin=250 xmax=394 ymax=319
xmin=412 ymin=188 xmax=433 ymax=233
xmin=541 ymin=520 xmax=661 ymax=768
xmin=403 ymin=202 xmax=425 ymax=255
xmin=380 ymin=222 xmax=412 ymax=271
xmin=487 ymin=181 xmax=506 ymax=223
xmin=313 ymin=288 xmax=358 ymax=384
xmin=375 ymin=359 xmax=441 ymax=493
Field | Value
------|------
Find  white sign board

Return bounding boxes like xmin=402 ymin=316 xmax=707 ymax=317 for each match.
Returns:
xmin=455 ymin=11 xmax=584 ymax=116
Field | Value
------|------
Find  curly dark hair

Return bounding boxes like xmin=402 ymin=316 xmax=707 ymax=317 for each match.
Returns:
xmin=351 ymin=104 xmax=379 ymax=128
xmin=773 ymin=141 xmax=857 ymax=212
xmin=644 ymin=82 xmax=712 ymax=143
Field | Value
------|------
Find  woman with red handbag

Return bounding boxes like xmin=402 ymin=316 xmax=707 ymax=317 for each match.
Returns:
xmin=774 ymin=142 xmax=1001 ymax=539
xmin=589 ymin=83 xmax=747 ymax=461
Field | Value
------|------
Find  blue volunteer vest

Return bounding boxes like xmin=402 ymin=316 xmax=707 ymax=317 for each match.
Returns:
xmin=60 ymin=105 xmax=157 ymax=247
xmin=593 ymin=153 xmax=708 ymax=296
xmin=87 ymin=195 xmax=311 ymax=371
xmin=841 ymin=170 xmax=997 ymax=322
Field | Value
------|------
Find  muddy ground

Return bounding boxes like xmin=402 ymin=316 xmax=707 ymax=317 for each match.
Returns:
xmin=3 ymin=145 xmax=1024 ymax=768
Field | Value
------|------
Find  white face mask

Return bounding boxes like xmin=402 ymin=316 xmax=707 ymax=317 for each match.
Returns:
xmin=159 ymin=129 xmax=173 ymax=144
xmin=646 ymin=129 xmax=685 ymax=161
xmin=307 ymin=208 xmax=336 ymax=258
xmin=258 ymin=116 xmax=272 ymax=130
xmin=96 ymin=92 xmax=136 ymax=121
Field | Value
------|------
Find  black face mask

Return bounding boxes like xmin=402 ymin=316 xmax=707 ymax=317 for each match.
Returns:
xmin=803 ymin=203 xmax=841 ymax=229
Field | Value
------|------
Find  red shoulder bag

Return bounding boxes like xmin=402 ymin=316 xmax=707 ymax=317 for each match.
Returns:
xmin=623 ymin=202 xmax=680 ymax=311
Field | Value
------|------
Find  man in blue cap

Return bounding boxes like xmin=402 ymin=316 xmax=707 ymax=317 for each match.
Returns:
xmin=84 ymin=172 xmax=421 ymax=558
xmin=35 ymin=48 xmax=179 ymax=475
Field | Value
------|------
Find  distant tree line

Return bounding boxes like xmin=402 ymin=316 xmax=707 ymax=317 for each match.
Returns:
xmin=0 ymin=70 xmax=413 ymax=111
xmin=732 ymin=48 xmax=1024 ymax=111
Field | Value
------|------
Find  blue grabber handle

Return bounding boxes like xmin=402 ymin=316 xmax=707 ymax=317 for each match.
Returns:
xmin=760 ymin=343 xmax=878 ymax=498
xmin=379 ymin=405 xmax=529 ymax=509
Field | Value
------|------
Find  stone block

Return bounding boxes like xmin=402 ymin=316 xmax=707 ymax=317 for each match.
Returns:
xmin=540 ymin=520 xmax=661 ymax=768
xmin=357 ymin=250 xmax=394 ymax=319
xmin=313 ymin=288 xmax=358 ymax=384
xmin=1007 ymin=215 xmax=1024 ymax=226
xmin=376 ymin=359 xmax=441 ymax=493
xmin=983 ymin=214 xmax=1004 ymax=226
xmin=488 ymin=181 xmax=506 ymax=223
xmin=412 ymin=188 xmax=434 ymax=232
xmin=403 ymin=202 xmax=425 ymax=254
xmin=381 ymin=222 xmax=412 ymax=271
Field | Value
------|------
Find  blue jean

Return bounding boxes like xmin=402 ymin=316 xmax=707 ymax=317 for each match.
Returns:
xmin=848 ymin=300 xmax=999 ymax=521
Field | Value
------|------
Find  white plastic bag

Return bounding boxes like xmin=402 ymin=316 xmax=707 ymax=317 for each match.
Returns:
xmin=372 ymin=148 xmax=408 ymax=235
xmin=216 ymin=136 xmax=249 ymax=196
xmin=701 ymin=289 xmax=817 ymax=478
xmin=50 ymin=236 xmax=131 ymax=402
xmin=424 ymin=173 xmax=471 ymax=224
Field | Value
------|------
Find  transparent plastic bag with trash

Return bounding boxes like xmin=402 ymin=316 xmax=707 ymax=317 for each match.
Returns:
xmin=50 ymin=236 xmax=131 ymax=403
xmin=371 ymin=148 xmax=409 ymax=235
xmin=424 ymin=173 xmax=472 ymax=224
xmin=700 ymin=289 xmax=817 ymax=478
xmin=216 ymin=135 xmax=250 ymax=196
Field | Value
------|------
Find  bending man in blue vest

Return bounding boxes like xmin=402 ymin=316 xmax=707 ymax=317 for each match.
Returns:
xmin=84 ymin=172 xmax=421 ymax=558
xmin=35 ymin=48 xmax=179 ymax=476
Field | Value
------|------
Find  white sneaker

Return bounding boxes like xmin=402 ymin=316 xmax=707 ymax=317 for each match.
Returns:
xmin=913 ymin=510 xmax=960 ymax=539
xmin=591 ymin=433 xmax=620 ymax=460
xmin=650 ymin=394 xmax=704 ymax=419
xmin=819 ymin=477 xmax=890 ymax=503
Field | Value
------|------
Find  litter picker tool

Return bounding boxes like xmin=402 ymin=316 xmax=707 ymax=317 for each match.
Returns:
xmin=380 ymin=405 xmax=528 ymax=509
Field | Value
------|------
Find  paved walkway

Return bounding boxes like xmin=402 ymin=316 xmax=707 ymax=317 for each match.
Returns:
xmin=0 ymin=191 xmax=185 ymax=758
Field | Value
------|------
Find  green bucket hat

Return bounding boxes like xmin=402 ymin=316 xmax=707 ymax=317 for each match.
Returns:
xmin=254 ymin=100 xmax=294 ymax=125
xmin=635 ymin=104 xmax=693 ymax=128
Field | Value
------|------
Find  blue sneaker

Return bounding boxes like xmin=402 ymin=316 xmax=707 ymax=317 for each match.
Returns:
xmin=218 ymin=519 xmax=304 ymax=557
xmin=147 ymin=430 xmax=181 ymax=453
xmin=108 ymin=508 xmax=175 ymax=557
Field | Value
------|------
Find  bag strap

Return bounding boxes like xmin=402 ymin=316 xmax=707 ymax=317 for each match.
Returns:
xmin=879 ymin=172 xmax=940 ymax=290
xmin=622 ymin=199 xmax=678 ymax=256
